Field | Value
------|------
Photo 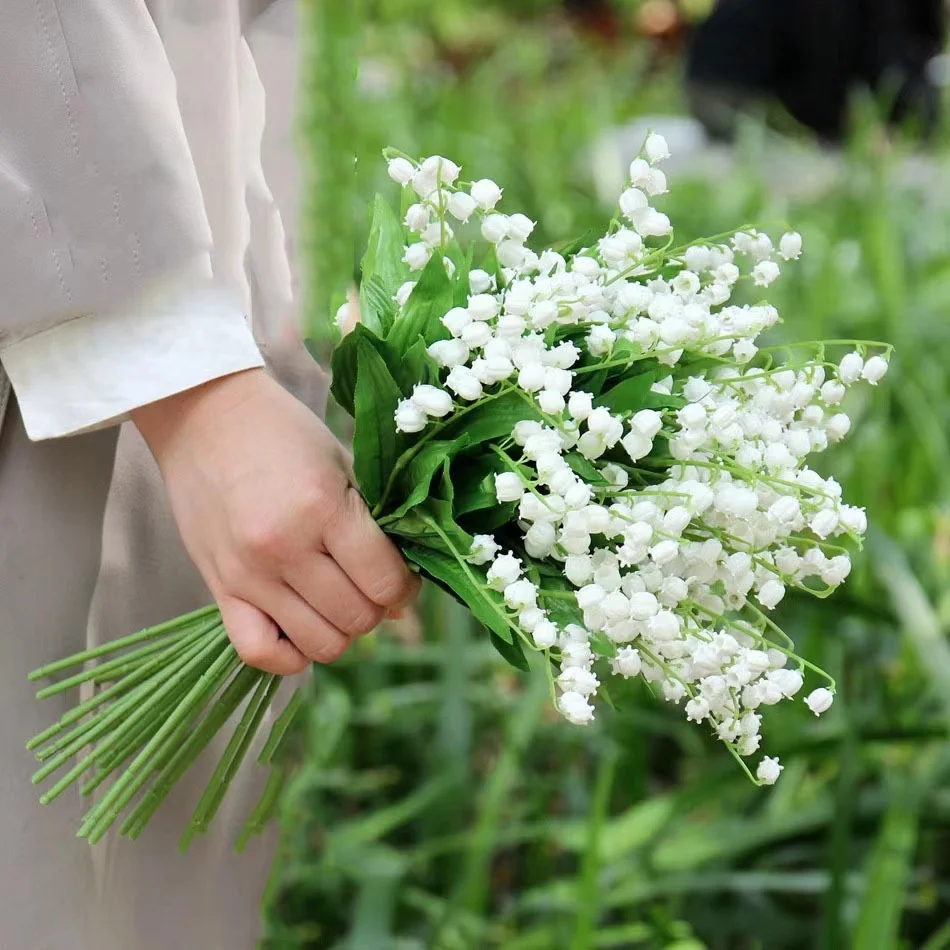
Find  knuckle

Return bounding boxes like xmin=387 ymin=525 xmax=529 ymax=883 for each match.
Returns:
xmin=366 ymin=569 xmax=412 ymax=608
xmin=284 ymin=655 xmax=310 ymax=676
xmin=301 ymin=478 xmax=347 ymax=527
xmin=235 ymin=641 xmax=273 ymax=671
xmin=345 ymin=603 xmax=384 ymax=637
xmin=308 ymin=635 xmax=349 ymax=666
xmin=238 ymin=516 xmax=289 ymax=560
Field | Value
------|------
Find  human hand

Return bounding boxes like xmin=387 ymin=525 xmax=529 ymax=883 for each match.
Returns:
xmin=132 ymin=368 xmax=420 ymax=674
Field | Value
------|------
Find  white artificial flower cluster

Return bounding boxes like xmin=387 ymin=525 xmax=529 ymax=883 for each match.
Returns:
xmin=385 ymin=138 xmax=889 ymax=784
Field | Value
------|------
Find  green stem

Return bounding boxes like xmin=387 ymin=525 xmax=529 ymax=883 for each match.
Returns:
xmin=78 ymin=630 xmax=231 ymax=839
xmin=28 ymin=604 xmax=219 ymax=681
xmin=121 ymin=665 xmax=263 ymax=840
xmin=180 ymin=673 xmax=282 ymax=850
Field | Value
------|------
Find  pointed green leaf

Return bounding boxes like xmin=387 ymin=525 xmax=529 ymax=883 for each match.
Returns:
xmin=385 ymin=436 xmax=472 ymax=521
xmin=594 ymin=371 xmax=656 ymax=414
xmin=353 ymin=339 xmax=405 ymax=505
xmin=360 ymin=195 xmax=407 ymax=334
xmin=329 ymin=323 xmax=383 ymax=416
xmin=387 ymin=254 xmax=454 ymax=355
xmin=439 ymin=390 xmax=541 ymax=445
xmin=402 ymin=544 xmax=519 ymax=647
xmin=489 ymin=629 xmax=530 ymax=672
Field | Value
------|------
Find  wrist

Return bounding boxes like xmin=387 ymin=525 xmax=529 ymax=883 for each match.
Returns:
xmin=132 ymin=368 xmax=268 ymax=468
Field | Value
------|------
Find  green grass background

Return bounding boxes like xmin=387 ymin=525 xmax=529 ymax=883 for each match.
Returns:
xmin=260 ymin=3 xmax=950 ymax=947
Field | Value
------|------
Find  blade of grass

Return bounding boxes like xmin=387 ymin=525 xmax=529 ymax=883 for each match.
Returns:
xmin=571 ymin=745 xmax=618 ymax=950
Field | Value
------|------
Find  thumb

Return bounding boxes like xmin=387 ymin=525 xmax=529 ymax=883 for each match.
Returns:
xmin=218 ymin=595 xmax=310 ymax=676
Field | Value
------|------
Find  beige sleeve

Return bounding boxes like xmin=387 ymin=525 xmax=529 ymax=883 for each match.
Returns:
xmin=0 ymin=0 xmax=263 ymax=440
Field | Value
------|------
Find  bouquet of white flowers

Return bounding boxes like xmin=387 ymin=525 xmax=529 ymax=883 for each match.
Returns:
xmin=28 ymin=135 xmax=890 ymax=846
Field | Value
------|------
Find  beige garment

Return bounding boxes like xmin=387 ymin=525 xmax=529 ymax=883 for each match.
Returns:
xmin=1 ymin=1 xmax=319 ymax=948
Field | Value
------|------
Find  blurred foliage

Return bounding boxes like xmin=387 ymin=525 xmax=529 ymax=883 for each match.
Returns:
xmin=264 ymin=2 xmax=950 ymax=947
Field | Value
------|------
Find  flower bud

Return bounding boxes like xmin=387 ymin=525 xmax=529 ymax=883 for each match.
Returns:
xmin=805 ymin=687 xmax=834 ymax=716
xmin=628 ymin=591 xmax=659 ymax=620
xmin=537 ymin=391 xmax=565 ymax=415
xmin=612 ymin=646 xmax=642 ymax=678
xmin=753 ymin=260 xmax=780 ymax=287
xmin=621 ymin=431 xmax=653 ymax=461
xmin=757 ymin=579 xmax=786 ymax=610
xmin=427 ymin=339 xmax=470 ymax=369
xmin=445 ymin=366 xmax=483 ymax=402
xmin=862 ymin=355 xmax=889 ymax=384
xmin=644 ymin=132 xmax=670 ymax=163
xmin=779 ymin=231 xmax=803 ymax=260
xmin=486 ymin=552 xmax=522 ymax=590
xmin=421 ymin=154 xmax=460 ymax=185
xmin=394 ymin=400 xmax=427 ymax=433
xmin=462 ymin=324 xmax=493 ymax=349
xmin=630 ymin=409 xmax=663 ymax=438
xmin=558 ymin=690 xmax=595 ymax=725
xmin=441 ymin=306 xmax=472 ymax=337
xmin=468 ymin=269 xmax=495 ymax=294
xmin=838 ymin=352 xmax=864 ymax=384
xmin=404 ymin=203 xmax=430 ymax=232
xmin=470 ymin=178 xmax=503 ymax=210
xmin=504 ymin=578 xmax=538 ymax=610
xmin=411 ymin=385 xmax=453 ymax=418
xmin=768 ymin=668 xmax=803 ymax=698
xmin=402 ymin=242 xmax=431 ymax=271
xmin=685 ymin=696 xmax=709 ymax=721
xmin=525 ymin=521 xmax=557 ymax=558
xmin=532 ymin=620 xmax=558 ymax=649
xmin=447 ymin=191 xmax=477 ymax=222
xmin=619 ymin=187 xmax=649 ymax=220
xmin=468 ymin=535 xmax=500 ymax=565
xmin=576 ymin=584 xmax=606 ymax=609
xmin=507 ymin=213 xmax=536 ymax=243
xmin=394 ymin=281 xmax=416 ymax=307
xmin=756 ymin=756 xmax=783 ymax=784
xmin=628 ymin=157 xmax=651 ymax=187
xmin=494 ymin=472 xmax=525 ymax=502
xmin=481 ymin=214 xmax=509 ymax=244
xmin=387 ymin=157 xmax=415 ymax=185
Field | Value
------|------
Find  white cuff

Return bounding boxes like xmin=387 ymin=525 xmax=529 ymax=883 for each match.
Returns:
xmin=0 ymin=282 xmax=265 ymax=441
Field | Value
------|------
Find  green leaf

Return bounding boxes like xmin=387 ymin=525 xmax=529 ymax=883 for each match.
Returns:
xmin=385 ymin=437 xmax=472 ymax=521
xmin=448 ymin=242 xmax=475 ymax=308
xmin=481 ymin=246 xmax=502 ymax=283
xmin=360 ymin=275 xmax=397 ymax=336
xmin=852 ymin=789 xmax=922 ymax=950
xmin=329 ymin=323 xmax=383 ymax=416
xmin=402 ymin=545 xmax=518 ymax=647
xmin=387 ymin=254 xmax=454 ymax=355
xmin=440 ymin=390 xmax=541 ymax=446
xmin=360 ymin=195 xmax=407 ymax=333
xmin=353 ymin=339 xmax=404 ymax=506
xmin=489 ymin=629 xmax=530 ymax=672
xmin=401 ymin=336 xmax=441 ymax=393
xmin=555 ymin=231 xmax=596 ymax=258
xmin=564 ymin=451 xmax=610 ymax=486
xmin=594 ymin=371 xmax=656 ymax=414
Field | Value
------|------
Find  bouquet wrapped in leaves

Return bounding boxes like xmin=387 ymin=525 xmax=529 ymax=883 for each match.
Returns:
xmin=28 ymin=135 xmax=891 ymax=844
